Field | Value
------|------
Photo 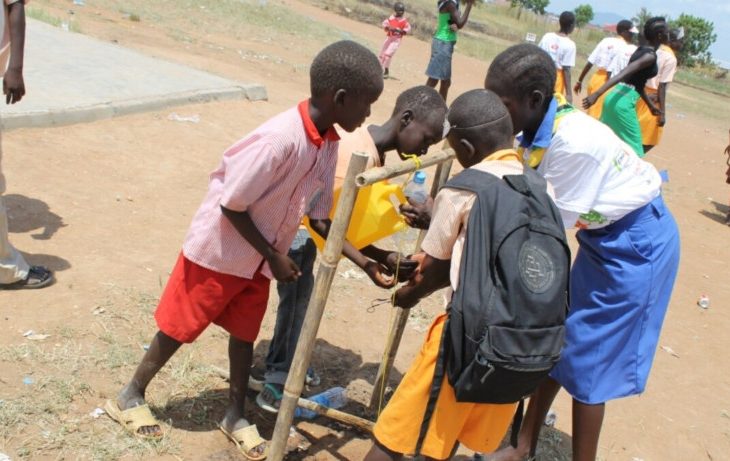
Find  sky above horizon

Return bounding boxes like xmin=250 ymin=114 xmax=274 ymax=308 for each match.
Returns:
xmin=545 ymin=0 xmax=730 ymax=66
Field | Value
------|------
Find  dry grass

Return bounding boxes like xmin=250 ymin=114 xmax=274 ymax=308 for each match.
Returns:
xmin=0 ymin=286 xmax=233 ymax=459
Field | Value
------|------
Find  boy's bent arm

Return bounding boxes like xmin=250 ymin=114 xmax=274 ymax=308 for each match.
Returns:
xmin=574 ymin=62 xmax=593 ymax=93
xmin=308 ymin=218 xmax=395 ymax=288
xmin=394 ymin=253 xmax=451 ymax=309
xmin=562 ymin=67 xmax=573 ymax=103
xmin=657 ymin=82 xmax=668 ymax=126
xmin=444 ymin=1 xmax=473 ymax=29
xmin=221 ymin=206 xmax=301 ymax=282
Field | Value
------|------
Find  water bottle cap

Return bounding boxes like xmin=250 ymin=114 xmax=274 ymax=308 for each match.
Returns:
xmin=414 ymin=171 xmax=426 ymax=184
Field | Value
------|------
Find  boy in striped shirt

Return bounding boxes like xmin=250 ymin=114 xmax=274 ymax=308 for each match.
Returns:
xmin=105 ymin=41 xmax=384 ymax=460
xmin=257 ymin=85 xmax=449 ymax=414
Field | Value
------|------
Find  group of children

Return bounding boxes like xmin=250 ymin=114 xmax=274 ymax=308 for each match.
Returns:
xmin=101 ymin=7 xmax=684 ymax=461
xmin=106 ymin=39 xmax=680 ymax=461
xmin=542 ymin=12 xmax=683 ymax=157
xmin=378 ymin=0 xmax=476 ymax=101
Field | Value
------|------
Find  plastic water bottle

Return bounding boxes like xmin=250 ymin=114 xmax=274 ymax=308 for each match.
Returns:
xmin=400 ymin=171 xmax=428 ymax=247
xmin=294 ymin=386 xmax=348 ymax=419
xmin=403 ymin=171 xmax=429 ymax=204
xmin=545 ymin=409 xmax=557 ymax=426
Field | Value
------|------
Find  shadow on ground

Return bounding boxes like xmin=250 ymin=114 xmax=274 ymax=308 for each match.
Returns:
xmin=147 ymin=338 xmax=572 ymax=460
xmin=18 ymin=250 xmax=71 ymax=273
xmin=159 ymin=338 xmax=405 ymax=458
xmin=699 ymin=201 xmax=729 ymax=225
xmin=5 ymin=193 xmax=67 ymax=240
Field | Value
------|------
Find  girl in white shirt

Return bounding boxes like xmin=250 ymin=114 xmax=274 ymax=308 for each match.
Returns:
xmin=484 ymin=43 xmax=680 ymax=461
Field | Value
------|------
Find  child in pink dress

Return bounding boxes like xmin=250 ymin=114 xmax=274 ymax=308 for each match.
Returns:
xmin=380 ymin=2 xmax=412 ymax=78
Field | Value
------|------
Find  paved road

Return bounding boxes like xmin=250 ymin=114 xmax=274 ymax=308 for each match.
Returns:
xmin=0 ymin=19 xmax=266 ymax=129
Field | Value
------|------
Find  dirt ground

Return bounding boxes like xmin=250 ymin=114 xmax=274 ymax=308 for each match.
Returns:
xmin=1 ymin=1 xmax=729 ymax=460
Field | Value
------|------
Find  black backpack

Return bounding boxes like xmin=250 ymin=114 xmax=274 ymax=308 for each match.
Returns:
xmin=415 ymin=167 xmax=570 ymax=454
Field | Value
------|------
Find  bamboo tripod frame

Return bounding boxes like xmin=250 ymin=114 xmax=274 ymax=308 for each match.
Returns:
xmin=268 ymin=149 xmax=455 ymax=460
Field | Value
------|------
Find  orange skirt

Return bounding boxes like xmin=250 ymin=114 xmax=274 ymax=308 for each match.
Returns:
xmin=586 ymin=69 xmax=609 ymax=119
xmin=636 ymin=87 xmax=663 ymax=146
xmin=554 ymin=68 xmax=566 ymax=96
xmin=372 ymin=314 xmax=517 ymax=459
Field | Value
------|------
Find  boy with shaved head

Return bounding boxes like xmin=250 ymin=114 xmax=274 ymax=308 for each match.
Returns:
xmin=364 ymin=89 xmax=557 ymax=461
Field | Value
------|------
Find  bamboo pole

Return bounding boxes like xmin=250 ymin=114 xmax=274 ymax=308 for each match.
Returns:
xmin=368 ymin=159 xmax=454 ymax=411
xmin=356 ymin=148 xmax=455 ymax=187
xmin=210 ymin=366 xmax=374 ymax=433
xmin=268 ymin=152 xmax=370 ymax=461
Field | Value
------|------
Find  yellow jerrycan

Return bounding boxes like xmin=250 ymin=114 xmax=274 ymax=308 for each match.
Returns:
xmin=304 ymin=181 xmax=407 ymax=250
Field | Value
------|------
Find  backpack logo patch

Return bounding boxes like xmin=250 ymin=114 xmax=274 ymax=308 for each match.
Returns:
xmin=518 ymin=242 xmax=555 ymax=293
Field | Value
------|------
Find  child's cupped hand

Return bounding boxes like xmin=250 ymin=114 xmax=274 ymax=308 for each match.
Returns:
xmin=269 ymin=252 xmax=302 ymax=283
xmin=363 ymin=260 xmax=396 ymax=289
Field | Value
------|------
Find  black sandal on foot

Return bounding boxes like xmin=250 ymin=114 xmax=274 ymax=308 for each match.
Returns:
xmin=0 ymin=266 xmax=54 ymax=290
xmin=256 ymin=383 xmax=283 ymax=414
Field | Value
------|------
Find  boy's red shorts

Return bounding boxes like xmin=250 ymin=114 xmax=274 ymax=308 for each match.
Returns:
xmin=154 ymin=253 xmax=271 ymax=343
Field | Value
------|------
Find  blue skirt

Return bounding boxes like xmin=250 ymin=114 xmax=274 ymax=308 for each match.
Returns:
xmin=550 ymin=195 xmax=680 ymax=404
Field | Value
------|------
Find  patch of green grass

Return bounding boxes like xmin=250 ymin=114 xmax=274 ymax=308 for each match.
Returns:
xmin=27 ymin=5 xmax=82 ymax=33
xmin=675 ymin=67 xmax=730 ymax=97
xmin=26 ymin=5 xmax=62 ymax=27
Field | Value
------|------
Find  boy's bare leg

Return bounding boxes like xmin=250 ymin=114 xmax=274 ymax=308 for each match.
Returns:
xmin=438 ymin=79 xmax=451 ymax=101
xmin=363 ymin=441 xmax=450 ymax=460
xmin=572 ymin=401 xmax=605 ymax=461
xmin=426 ymin=77 xmax=439 ymax=88
xmin=220 ymin=336 xmax=266 ymax=457
xmin=117 ymin=330 xmax=183 ymax=436
xmin=364 ymin=444 xmax=403 ymax=461
xmin=485 ymin=377 xmax=562 ymax=461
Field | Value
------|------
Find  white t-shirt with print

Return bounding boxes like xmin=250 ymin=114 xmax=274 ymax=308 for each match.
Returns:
xmin=606 ymin=41 xmax=638 ymax=76
xmin=587 ymin=36 xmax=622 ymax=70
xmin=537 ymin=110 xmax=661 ymax=229
xmin=539 ymin=32 xmax=576 ymax=69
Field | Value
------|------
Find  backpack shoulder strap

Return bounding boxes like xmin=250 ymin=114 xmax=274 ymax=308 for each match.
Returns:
xmin=444 ymin=168 xmax=500 ymax=194
xmin=503 ymin=169 xmax=563 ymax=224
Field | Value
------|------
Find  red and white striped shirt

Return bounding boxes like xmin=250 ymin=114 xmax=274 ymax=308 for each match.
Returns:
xmin=183 ymin=100 xmax=339 ymax=279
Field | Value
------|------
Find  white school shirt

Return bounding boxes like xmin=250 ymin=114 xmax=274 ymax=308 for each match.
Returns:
xmin=646 ymin=44 xmax=678 ymax=90
xmin=606 ymin=41 xmax=638 ymax=76
xmin=587 ymin=37 xmax=622 ymax=70
xmin=538 ymin=32 xmax=576 ymax=69
xmin=538 ymin=110 xmax=661 ymax=229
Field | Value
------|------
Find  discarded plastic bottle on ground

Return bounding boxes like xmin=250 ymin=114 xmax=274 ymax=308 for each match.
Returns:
xmin=545 ymin=408 xmax=557 ymax=426
xmin=698 ymin=294 xmax=710 ymax=309
xmin=294 ymin=386 xmax=348 ymax=419
xmin=403 ymin=170 xmax=428 ymax=204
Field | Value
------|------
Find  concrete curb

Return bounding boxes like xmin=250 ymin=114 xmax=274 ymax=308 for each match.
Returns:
xmin=1 ymin=83 xmax=267 ymax=130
